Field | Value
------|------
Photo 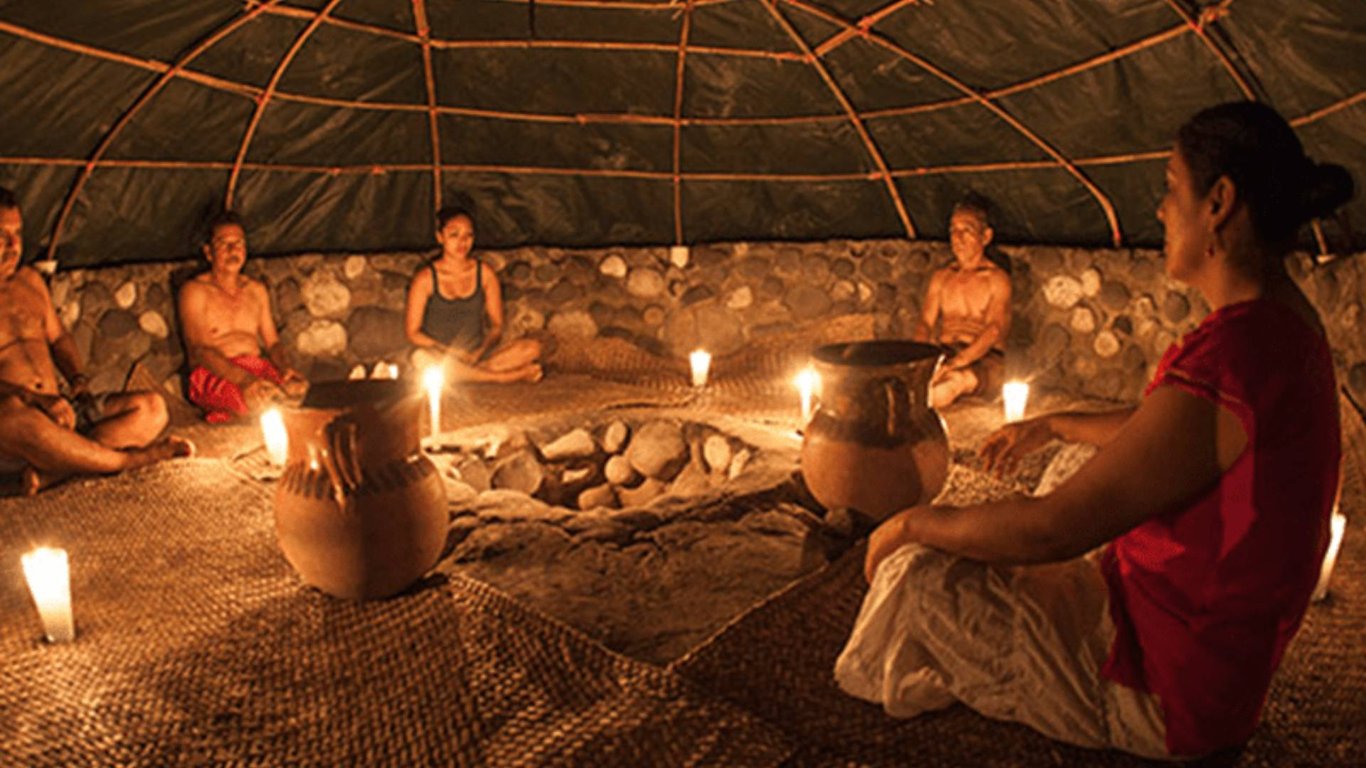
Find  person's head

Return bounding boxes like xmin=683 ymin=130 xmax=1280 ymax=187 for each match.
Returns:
xmin=435 ymin=206 xmax=475 ymax=260
xmin=202 ymin=210 xmax=248 ymax=273
xmin=0 ymin=186 xmax=22 ymax=279
xmin=1161 ymin=101 xmax=1354 ymax=280
xmin=949 ymin=193 xmax=994 ymax=267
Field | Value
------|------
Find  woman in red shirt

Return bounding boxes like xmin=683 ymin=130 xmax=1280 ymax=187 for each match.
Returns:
xmin=837 ymin=102 xmax=1354 ymax=758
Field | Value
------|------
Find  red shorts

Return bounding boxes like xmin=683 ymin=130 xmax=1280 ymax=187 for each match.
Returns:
xmin=188 ymin=355 xmax=285 ymax=423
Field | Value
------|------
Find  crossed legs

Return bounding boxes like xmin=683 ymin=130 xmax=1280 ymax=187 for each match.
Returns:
xmin=411 ymin=338 xmax=543 ymax=384
xmin=0 ymin=392 xmax=191 ymax=495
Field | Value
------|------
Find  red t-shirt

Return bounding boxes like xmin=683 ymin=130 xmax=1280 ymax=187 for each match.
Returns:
xmin=1100 ymin=298 xmax=1340 ymax=756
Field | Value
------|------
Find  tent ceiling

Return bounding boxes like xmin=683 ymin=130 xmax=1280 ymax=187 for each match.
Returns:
xmin=0 ymin=0 xmax=1361 ymax=267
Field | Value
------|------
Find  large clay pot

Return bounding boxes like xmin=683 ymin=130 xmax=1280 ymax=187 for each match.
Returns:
xmin=800 ymin=340 xmax=950 ymax=522
xmin=274 ymin=379 xmax=447 ymax=599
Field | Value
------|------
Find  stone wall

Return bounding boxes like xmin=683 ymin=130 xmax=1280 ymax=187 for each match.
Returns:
xmin=46 ymin=241 xmax=1366 ymax=409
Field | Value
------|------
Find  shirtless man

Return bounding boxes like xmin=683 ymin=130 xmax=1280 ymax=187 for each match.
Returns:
xmin=914 ymin=196 xmax=1012 ymax=409
xmin=0 ymin=186 xmax=189 ymax=494
xmin=178 ymin=211 xmax=306 ymax=422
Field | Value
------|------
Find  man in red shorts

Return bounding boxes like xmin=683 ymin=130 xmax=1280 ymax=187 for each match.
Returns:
xmin=177 ymin=211 xmax=306 ymax=423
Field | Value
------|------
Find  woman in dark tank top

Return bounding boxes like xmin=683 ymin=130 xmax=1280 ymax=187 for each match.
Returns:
xmin=404 ymin=207 xmax=543 ymax=384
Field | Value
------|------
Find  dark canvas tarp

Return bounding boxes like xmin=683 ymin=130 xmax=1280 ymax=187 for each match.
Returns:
xmin=1 ymin=0 xmax=1362 ymax=267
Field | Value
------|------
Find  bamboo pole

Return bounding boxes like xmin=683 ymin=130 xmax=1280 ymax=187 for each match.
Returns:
xmin=782 ymin=0 xmax=1123 ymax=247
xmin=412 ymin=0 xmax=443 ymax=211
xmin=762 ymin=0 xmax=916 ymax=238
xmin=226 ymin=0 xmax=343 ymax=207
xmin=814 ymin=0 xmax=922 ymax=58
xmin=1290 ymin=90 xmax=1365 ymax=127
xmin=42 ymin=3 xmax=281 ymax=263
xmin=672 ymin=3 xmax=695 ymax=244
xmin=1160 ymin=0 xmax=1255 ymax=100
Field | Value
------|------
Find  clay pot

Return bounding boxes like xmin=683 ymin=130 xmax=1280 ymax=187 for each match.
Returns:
xmin=800 ymin=340 xmax=950 ymax=522
xmin=274 ymin=380 xmax=447 ymax=599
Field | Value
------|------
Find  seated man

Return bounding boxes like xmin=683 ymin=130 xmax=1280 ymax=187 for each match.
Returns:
xmin=0 ymin=186 xmax=190 ymax=494
xmin=913 ymin=196 xmax=1012 ymax=409
xmin=405 ymin=206 xmax=542 ymax=383
xmin=178 ymin=211 xmax=306 ymax=422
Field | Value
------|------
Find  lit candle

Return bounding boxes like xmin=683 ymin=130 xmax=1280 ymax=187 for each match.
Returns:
xmin=260 ymin=407 xmax=288 ymax=465
xmin=1003 ymin=380 xmax=1030 ymax=423
xmin=21 ymin=547 xmax=75 ymax=643
xmin=1312 ymin=511 xmax=1347 ymax=601
xmin=422 ymin=365 xmax=444 ymax=438
xmin=689 ymin=349 xmax=711 ymax=388
xmin=794 ymin=366 xmax=819 ymax=423
xmin=387 ymin=363 xmax=400 ymax=380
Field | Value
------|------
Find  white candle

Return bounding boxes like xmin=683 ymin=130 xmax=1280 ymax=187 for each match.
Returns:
xmin=422 ymin=365 xmax=444 ymax=438
xmin=689 ymin=350 xmax=711 ymax=388
xmin=1003 ymin=380 xmax=1030 ymax=423
xmin=794 ymin=367 xmax=819 ymax=423
xmin=1312 ymin=511 xmax=1347 ymax=601
xmin=21 ymin=547 xmax=75 ymax=643
xmin=259 ymin=407 xmax=288 ymax=466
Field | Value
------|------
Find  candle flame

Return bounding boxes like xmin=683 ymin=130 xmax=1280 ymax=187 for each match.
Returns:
xmin=1003 ymin=380 xmax=1030 ymax=423
xmin=1313 ymin=510 xmax=1347 ymax=601
xmin=794 ymin=367 xmax=819 ymax=422
xmin=689 ymin=349 xmax=711 ymax=388
xmin=260 ymin=407 xmax=288 ymax=465
xmin=21 ymin=547 xmax=74 ymax=643
xmin=423 ymin=365 xmax=444 ymax=438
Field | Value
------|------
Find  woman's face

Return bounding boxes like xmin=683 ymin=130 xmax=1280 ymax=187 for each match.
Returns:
xmin=437 ymin=215 xmax=475 ymax=259
xmin=1157 ymin=146 xmax=1210 ymax=282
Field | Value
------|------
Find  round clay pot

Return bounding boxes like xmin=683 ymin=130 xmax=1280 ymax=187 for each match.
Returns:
xmin=274 ymin=379 xmax=447 ymax=599
xmin=800 ymin=340 xmax=950 ymax=522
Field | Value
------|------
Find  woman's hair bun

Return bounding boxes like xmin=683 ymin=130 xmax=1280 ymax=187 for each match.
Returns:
xmin=1302 ymin=161 xmax=1355 ymax=220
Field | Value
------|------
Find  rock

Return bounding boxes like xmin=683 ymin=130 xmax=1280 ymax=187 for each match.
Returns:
xmin=727 ymin=448 xmax=752 ymax=480
xmin=302 ymin=271 xmax=351 ymax=317
xmin=453 ymin=456 xmax=492 ymax=492
xmin=577 ymin=483 xmax=618 ymax=510
xmin=80 ymin=281 xmax=113 ymax=319
xmin=1348 ymin=363 xmax=1366 ymax=402
xmin=539 ymin=428 xmax=597 ymax=461
xmin=642 ymin=305 xmax=665 ymax=326
xmin=346 ymin=306 xmax=407 ymax=359
xmin=725 ymin=286 xmax=753 ymax=310
xmin=832 ymin=257 xmax=856 ymax=278
xmin=1079 ymin=268 xmax=1101 ymax=297
xmin=830 ymin=280 xmax=856 ymax=302
xmin=1162 ymin=292 xmax=1191 ymax=323
xmin=601 ymin=420 xmax=630 ymax=454
xmin=800 ymin=255 xmax=831 ymax=283
xmin=618 ymin=478 xmax=665 ymax=508
xmin=625 ymin=420 xmax=688 ymax=480
xmin=1031 ymin=248 xmax=1064 ymax=273
xmin=1093 ymin=331 xmax=1121 ymax=358
xmin=547 ymin=309 xmax=597 ymax=338
xmin=693 ymin=303 xmax=744 ymax=355
xmin=626 ymin=268 xmax=666 ymax=298
xmin=509 ymin=305 xmax=546 ymax=334
xmin=138 ymin=311 xmax=168 ymax=339
xmin=1099 ymin=281 xmax=1130 ymax=311
xmin=604 ymin=454 xmax=638 ymax=486
xmin=562 ymin=465 xmax=594 ymax=485
xmin=784 ymin=284 xmax=832 ymax=320
xmin=1122 ymin=344 xmax=1147 ymax=373
xmin=860 ymin=255 xmax=891 ymax=281
xmin=97 ymin=308 xmax=138 ymax=339
xmin=349 ymin=364 xmax=367 ymax=380
xmin=344 ymin=255 xmax=367 ymax=280
xmin=296 ymin=321 xmax=348 ymax=357
xmin=1069 ymin=306 xmax=1096 ymax=334
xmin=758 ymin=276 xmax=784 ymax=300
xmin=491 ymin=449 xmax=545 ymax=496
xmin=274 ymin=278 xmax=303 ymax=315
xmin=547 ymin=279 xmax=580 ymax=304
xmin=736 ymin=257 xmax=770 ymax=280
xmin=1112 ymin=315 xmax=1133 ymax=336
xmin=443 ymin=478 xmax=478 ymax=505
xmin=682 ymin=285 xmax=715 ymax=306
xmin=1043 ymin=276 xmax=1084 ymax=309
xmin=669 ymin=245 xmax=690 ymax=268
xmin=702 ymin=435 xmax=732 ymax=474
xmin=114 ymin=281 xmax=138 ymax=309
xmin=668 ymin=459 xmax=712 ymax=498
xmin=1038 ymin=323 xmax=1070 ymax=363
xmin=59 ymin=301 xmax=80 ymax=330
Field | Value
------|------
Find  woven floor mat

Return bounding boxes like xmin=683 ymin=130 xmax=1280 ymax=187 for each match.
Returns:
xmin=0 ymin=460 xmax=790 ymax=767
xmin=672 ymin=488 xmax=1366 ymax=767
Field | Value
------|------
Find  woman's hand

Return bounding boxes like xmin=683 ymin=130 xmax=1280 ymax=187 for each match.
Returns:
xmin=35 ymin=394 xmax=77 ymax=430
xmin=980 ymin=417 xmax=1056 ymax=477
xmin=865 ymin=510 xmax=916 ymax=584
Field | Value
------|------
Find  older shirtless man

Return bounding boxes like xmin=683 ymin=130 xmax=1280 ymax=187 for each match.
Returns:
xmin=0 ymin=187 xmax=189 ymax=494
xmin=914 ymin=196 xmax=1012 ymax=409
xmin=178 ymin=211 xmax=306 ymax=422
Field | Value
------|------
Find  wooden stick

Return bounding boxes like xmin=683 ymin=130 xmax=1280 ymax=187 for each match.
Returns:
xmin=1160 ymin=0 xmax=1255 ymax=100
xmin=1291 ymin=90 xmax=1365 ymax=127
xmin=672 ymin=3 xmax=695 ymax=244
xmin=43 ymin=2 xmax=281 ymax=262
xmin=227 ymin=0 xmax=343 ymax=207
xmin=412 ymin=0 xmax=443 ymax=211
xmin=814 ymin=0 xmax=922 ymax=57
xmin=763 ymin=0 xmax=916 ymax=238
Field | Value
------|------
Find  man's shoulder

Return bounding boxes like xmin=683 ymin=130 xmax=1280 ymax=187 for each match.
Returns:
xmin=8 ymin=266 xmax=51 ymax=299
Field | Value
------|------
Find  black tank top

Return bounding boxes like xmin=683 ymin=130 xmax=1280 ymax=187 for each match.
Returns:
xmin=419 ymin=260 xmax=485 ymax=351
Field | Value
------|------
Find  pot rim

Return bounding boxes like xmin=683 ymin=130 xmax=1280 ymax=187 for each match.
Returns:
xmin=811 ymin=339 xmax=946 ymax=368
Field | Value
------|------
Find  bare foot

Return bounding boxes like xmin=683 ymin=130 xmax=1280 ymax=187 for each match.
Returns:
xmin=21 ymin=465 xmax=66 ymax=496
xmin=124 ymin=435 xmax=196 ymax=470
